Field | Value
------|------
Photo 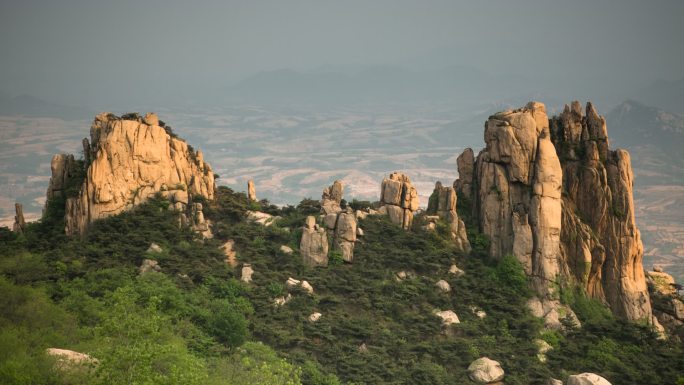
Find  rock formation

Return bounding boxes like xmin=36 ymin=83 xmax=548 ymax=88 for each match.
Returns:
xmin=247 ymin=179 xmax=257 ymax=201
xmin=321 ymin=179 xmax=344 ymax=215
xmin=456 ymin=101 xmax=652 ymax=322
xmin=458 ymin=102 xmax=562 ymax=298
xmin=467 ymin=357 xmax=504 ymax=384
xmin=12 ymin=203 xmax=26 ymax=234
xmin=549 ymin=101 xmax=651 ymax=321
xmin=378 ymin=172 xmax=419 ymax=229
xmin=426 ymin=181 xmax=471 ymax=253
xmin=567 ymin=373 xmax=612 ymax=385
xmin=300 ymin=216 xmax=329 ymax=267
xmin=317 ymin=181 xmax=357 ymax=262
xmin=45 ymin=112 xmax=215 ymax=236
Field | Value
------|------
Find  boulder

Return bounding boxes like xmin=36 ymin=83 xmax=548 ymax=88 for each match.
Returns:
xmin=435 ymin=310 xmax=460 ymax=326
xmin=567 ymin=373 xmax=612 ymax=385
xmin=545 ymin=379 xmax=563 ymax=385
xmin=273 ymin=293 xmax=292 ymax=307
xmin=435 ymin=280 xmax=451 ymax=293
xmin=309 ymin=312 xmax=322 ymax=322
xmin=246 ymin=211 xmax=280 ymax=226
xmin=301 ymin=280 xmax=314 ymax=295
xmin=139 ymin=259 xmax=161 ymax=275
xmin=241 ymin=264 xmax=254 ymax=283
xmin=448 ymin=264 xmax=465 ymax=277
xmin=527 ymin=297 xmax=580 ymax=330
xmin=46 ymin=348 xmax=98 ymax=369
xmin=321 ymin=180 xmax=344 ymax=215
xmin=147 ymin=243 xmax=163 ymax=253
xmin=454 ymin=147 xmax=475 ymax=199
xmin=279 ymin=245 xmax=294 ymax=255
xmin=646 ymin=270 xmax=676 ymax=296
xmin=467 ymin=357 xmax=504 ymax=384
xmin=469 ymin=306 xmax=487 ymax=319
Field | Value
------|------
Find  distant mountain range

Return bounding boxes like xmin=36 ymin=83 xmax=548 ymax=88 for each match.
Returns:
xmin=0 ymin=94 xmax=91 ymax=120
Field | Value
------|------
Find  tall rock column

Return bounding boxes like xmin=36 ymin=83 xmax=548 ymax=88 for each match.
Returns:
xmin=379 ymin=172 xmax=419 ymax=230
xmin=427 ymin=182 xmax=471 ymax=253
xmin=300 ymin=216 xmax=329 ymax=267
xmin=247 ymin=179 xmax=257 ymax=202
xmin=464 ymin=102 xmax=561 ymax=296
xmin=12 ymin=203 xmax=26 ymax=234
xmin=319 ymin=180 xmax=357 ymax=262
xmin=550 ymin=101 xmax=651 ymax=321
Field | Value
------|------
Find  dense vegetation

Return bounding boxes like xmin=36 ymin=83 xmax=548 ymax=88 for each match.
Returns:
xmin=0 ymin=186 xmax=682 ymax=384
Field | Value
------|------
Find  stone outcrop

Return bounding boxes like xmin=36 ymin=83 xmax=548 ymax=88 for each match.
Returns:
xmin=549 ymin=101 xmax=651 ymax=321
xmin=461 ymin=102 xmax=562 ymax=298
xmin=378 ymin=172 xmax=419 ymax=229
xmin=247 ymin=179 xmax=257 ymax=201
xmin=318 ymin=181 xmax=357 ymax=262
xmin=467 ymin=357 xmax=504 ymax=384
xmin=426 ymin=181 xmax=471 ymax=253
xmin=12 ymin=203 xmax=26 ymax=234
xmin=435 ymin=310 xmax=460 ymax=326
xmin=221 ymin=240 xmax=238 ymax=267
xmin=241 ymin=263 xmax=254 ymax=283
xmin=321 ymin=179 xmax=344 ymax=215
xmin=458 ymin=101 xmax=652 ymax=322
xmin=46 ymin=348 xmax=98 ymax=370
xmin=300 ymin=216 xmax=329 ymax=267
xmin=454 ymin=148 xmax=475 ymax=200
xmin=46 ymin=112 xmax=215 ymax=236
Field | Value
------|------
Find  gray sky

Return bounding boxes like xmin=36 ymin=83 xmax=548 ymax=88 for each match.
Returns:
xmin=1 ymin=0 xmax=683 ymax=108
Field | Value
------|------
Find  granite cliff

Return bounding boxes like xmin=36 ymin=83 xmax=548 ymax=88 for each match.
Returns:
xmin=456 ymin=101 xmax=652 ymax=322
xmin=45 ymin=112 xmax=216 ymax=235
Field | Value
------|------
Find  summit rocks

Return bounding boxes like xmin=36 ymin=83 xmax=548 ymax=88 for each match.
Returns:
xmin=458 ymin=101 xmax=652 ymax=322
xmin=45 ymin=112 xmax=215 ymax=236
xmin=379 ymin=172 xmax=419 ymax=230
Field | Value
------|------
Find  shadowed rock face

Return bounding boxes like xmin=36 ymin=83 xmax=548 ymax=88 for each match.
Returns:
xmin=457 ymin=101 xmax=651 ymax=321
xmin=427 ymin=181 xmax=470 ymax=253
xmin=550 ymin=102 xmax=651 ymax=321
xmin=46 ymin=112 xmax=215 ymax=236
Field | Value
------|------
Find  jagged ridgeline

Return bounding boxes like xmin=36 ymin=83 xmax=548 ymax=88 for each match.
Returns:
xmin=4 ymin=106 xmax=683 ymax=385
xmin=44 ymin=112 xmax=216 ymax=236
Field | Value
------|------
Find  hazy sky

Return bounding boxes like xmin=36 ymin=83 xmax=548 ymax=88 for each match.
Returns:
xmin=1 ymin=0 xmax=683 ymax=108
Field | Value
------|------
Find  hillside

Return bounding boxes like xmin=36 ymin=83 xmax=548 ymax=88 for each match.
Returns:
xmin=1 ymin=185 xmax=683 ymax=384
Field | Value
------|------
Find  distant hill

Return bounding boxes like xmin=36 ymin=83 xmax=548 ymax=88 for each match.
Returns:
xmin=0 ymin=94 xmax=90 ymax=119
xmin=606 ymin=100 xmax=684 ymax=157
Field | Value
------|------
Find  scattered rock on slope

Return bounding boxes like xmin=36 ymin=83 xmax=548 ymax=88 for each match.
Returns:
xmin=467 ymin=357 xmax=504 ymax=384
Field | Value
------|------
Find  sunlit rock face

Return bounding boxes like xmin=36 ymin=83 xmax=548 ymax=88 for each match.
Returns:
xmin=458 ymin=101 xmax=651 ymax=322
xmin=46 ymin=112 xmax=215 ymax=236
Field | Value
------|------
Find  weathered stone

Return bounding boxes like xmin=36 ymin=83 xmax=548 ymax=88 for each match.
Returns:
xmin=46 ymin=112 xmax=215 ymax=236
xmin=467 ymin=357 xmax=504 ymax=384
xmin=435 ymin=310 xmax=460 ymax=326
xmin=247 ymin=179 xmax=257 ymax=201
xmin=379 ymin=172 xmax=418 ymax=230
xmin=449 ymin=264 xmax=465 ymax=277
xmin=527 ymin=297 xmax=580 ymax=330
xmin=147 ymin=243 xmax=162 ymax=253
xmin=273 ymin=293 xmax=292 ymax=307
xmin=435 ymin=280 xmax=451 ymax=293
xmin=321 ymin=180 xmax=344 ymax=215
xmin=427 ymin=182 xmax=471 ymax=253
xmin=139 ymin=259 xmax=161 ymax=275
xmin=301 ymin=280 xmax=314 ymax=295
xmin=534 ymin=339 xmax=553 ymax=362
xmin=454 ymin=148 xmax=475 ymax=199
xmin=221 ymin=240 xmax=238 ymax=267
xmin=12 ymin=203 xmax=26 ymax=234
xmin=301 ymin=216 xmax=329 ymax=267
xmin=646 ymin=270 xmax=676 ymax=296
xmin=309 ymin=312 xmax=322 ymax=322
xmin=46 ymin=348 xmax=98 ymax=370
xmin=246 ymin=211 xmax=280 ymax=226
xmin=280 ymin=245 xmax=294 ymax=255
xmin=567 ymin=373 xmax=612 ymax=385
xmin=241 ymin=264 xmax=254 ymax=283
